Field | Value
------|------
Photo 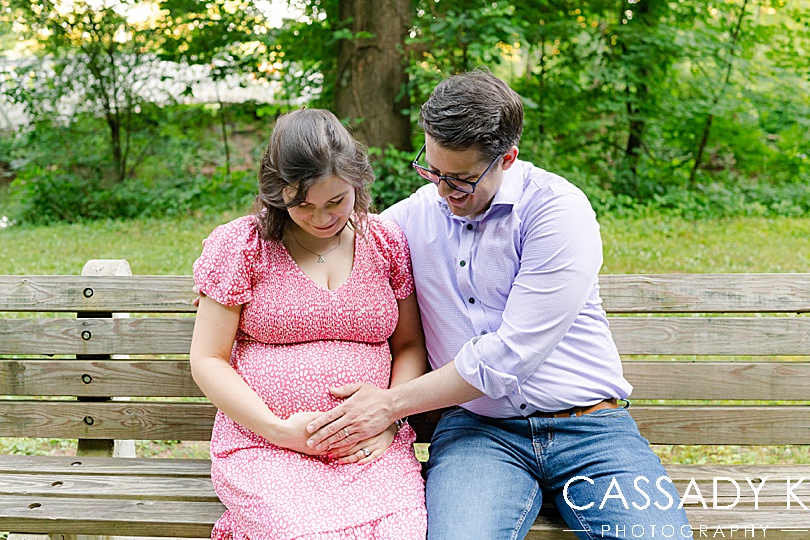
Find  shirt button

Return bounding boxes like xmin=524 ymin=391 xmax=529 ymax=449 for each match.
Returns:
xmin=459 ymin=260 xmax=466 ymax=267
xmin=468 ymin=297 xmax=475 ymax=304
xmin=466 ymin=224 xmax=473 ymax=231
xmin=520 ymin=404 xmax=527 ymax=410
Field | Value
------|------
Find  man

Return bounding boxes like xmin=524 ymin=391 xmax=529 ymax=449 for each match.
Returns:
xmin=306 ymin=70 xmax=690 ymax=540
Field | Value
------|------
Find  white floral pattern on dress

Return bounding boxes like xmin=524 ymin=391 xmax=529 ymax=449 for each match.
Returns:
xmin=193 ymin=214 xmax=427 ymax=540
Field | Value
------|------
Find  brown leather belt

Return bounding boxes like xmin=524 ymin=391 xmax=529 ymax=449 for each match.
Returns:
xmin=526 ymin=398 xmax=619 ymax=419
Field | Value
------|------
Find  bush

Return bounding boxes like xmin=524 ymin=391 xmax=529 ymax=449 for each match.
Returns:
xmin=5 ymin=167 xmax=257 ymax=225
xmin=368 ymin=146 xmax=424 ymax=211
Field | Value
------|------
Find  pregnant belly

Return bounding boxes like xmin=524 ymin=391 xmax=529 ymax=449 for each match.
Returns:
xmin=231 ymin=339 xmax=391 ymax=417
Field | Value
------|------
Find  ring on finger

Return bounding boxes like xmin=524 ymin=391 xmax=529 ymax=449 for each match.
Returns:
xmin=361 ymin=447 xmax=371 ymax=457
xmin=341 ymin=427 xmax=350 ymax=439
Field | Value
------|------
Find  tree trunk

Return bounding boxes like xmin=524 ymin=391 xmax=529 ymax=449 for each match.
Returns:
xmin=335 ymin=0 xmax=412 ymax=152
xmin=107 ymin=113 xmax=124 ymax=184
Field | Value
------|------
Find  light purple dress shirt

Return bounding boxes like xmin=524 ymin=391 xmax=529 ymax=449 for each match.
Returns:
xmin=381 ymin=159 xmax=632 ymax=418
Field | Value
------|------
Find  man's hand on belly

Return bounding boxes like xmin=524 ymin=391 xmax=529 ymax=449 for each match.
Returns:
xmin=305 ymin=383 xmax=396 ymax=452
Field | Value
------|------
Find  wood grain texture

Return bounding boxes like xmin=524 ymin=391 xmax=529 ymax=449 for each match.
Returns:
xmin=0 ymin=401 xmax=215 ymax=440
xmin=0 ymin=317 xmax=194 ymax=355
xmin=623 ymin=361 xmax=810 ymax=400
xmin=600 ymin=273 xmax=810 ymax=313
xmin=4 ymin=471 xmax=804 ymax=508
xmin=1 ymin=458 xmax=809 ymax=538
xmin=0 ymin=473 xmax=218 ymax=501
xmin=611 ymin=317 xmax=810 ymax=356
xmin=0 ymin=276 xmax=196 ymax=313
xmin=3 ymin=398 xmax=810 ymax=446
xmin=0 ymin=496 xmax=223 ymax=537
xmin=14 ymin=358 xmax=807 ymax=401
xmin=0 ymin=359 xmax=203 ymax=397
xmin=0 ymin=455 xmax=212 ymax=476
xmin=3 ymin=316 xmax=808 ymax=356
xmin=631 ymin=406 xmax=810 ymax=445
xmin=0 ymin=496 xmax=803 ymax=538
xmin=3 ymin=274 xmax=808 ymax=314
xmin=412 ymin=406 xmax=810 ymax=445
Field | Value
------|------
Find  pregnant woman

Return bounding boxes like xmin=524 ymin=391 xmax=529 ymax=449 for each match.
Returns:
xmin=190 ymin=108 xmax=427 ymax=540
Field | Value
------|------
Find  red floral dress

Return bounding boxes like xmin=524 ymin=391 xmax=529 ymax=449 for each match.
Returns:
xmin=193 ymin=214 xmax=427 ymax=540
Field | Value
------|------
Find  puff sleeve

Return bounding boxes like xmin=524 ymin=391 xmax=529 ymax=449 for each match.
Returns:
xmin=192 ymin=216 xmax=261 ymax=306
xmin=372 ymin=216 xmax=415 ymax=300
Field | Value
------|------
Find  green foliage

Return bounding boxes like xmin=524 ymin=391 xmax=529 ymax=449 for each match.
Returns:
xmin=1 ymin=102 xmax=263 ymax=224
xmin=368 ymin=146 xmax=424 ymax=211
xmin=1 ymin=0 xmax=808 ymax=224
xmin=0 ymin=0 xmax=175 ymax=183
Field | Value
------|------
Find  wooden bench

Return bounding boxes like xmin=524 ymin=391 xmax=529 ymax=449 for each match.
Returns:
xmin=1 ymin=264 xmax=809 ymax=539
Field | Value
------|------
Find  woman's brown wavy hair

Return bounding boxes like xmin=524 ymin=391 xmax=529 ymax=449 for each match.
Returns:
xmin=254 ymin=109 xmax=373 ymax=242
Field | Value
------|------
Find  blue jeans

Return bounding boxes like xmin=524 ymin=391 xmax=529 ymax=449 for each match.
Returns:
xmin=425 ymin=407 xmax=691 ymax=540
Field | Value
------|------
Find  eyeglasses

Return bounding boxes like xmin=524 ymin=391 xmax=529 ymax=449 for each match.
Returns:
xmin=412 ymin=144 xmax=501 ymax=194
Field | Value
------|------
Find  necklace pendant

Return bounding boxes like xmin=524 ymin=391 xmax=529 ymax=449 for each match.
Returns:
xmin=317 ymin=255 xmax=326 ymax=263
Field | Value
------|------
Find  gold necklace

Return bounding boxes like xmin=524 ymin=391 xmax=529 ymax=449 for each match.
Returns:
xmin=289 ymin=228 xmax=342 ymax=263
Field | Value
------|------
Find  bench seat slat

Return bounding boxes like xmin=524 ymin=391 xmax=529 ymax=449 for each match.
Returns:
xmin=0 ymin=473 xmax=218 ymax=501
xmin=0 ymin=496 xmax=801 ymax=538
xmin=4 ymin=274 xmax=809 ymax=313
xmin=0 ymin=455 xmax=211 ymax=476
xmin=1 ymin=474 xmax=804 ymax=508
xmin=3 ymin=316 xmax=809 ymax=356
xmin=0 ymin=495 xmax=223 ymax=537
xmin=411 ymin=406 xmax=810 ymax=446
xmin=0 ymin=359 xmax=203 ymax=397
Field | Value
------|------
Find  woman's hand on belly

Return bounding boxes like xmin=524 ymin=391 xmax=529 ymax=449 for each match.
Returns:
xmin=332 ymin=423 xmax=397 ymax=465
xmin=272 ymin=411 xmax=331 ymax=456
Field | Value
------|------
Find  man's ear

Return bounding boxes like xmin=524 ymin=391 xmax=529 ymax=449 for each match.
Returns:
xmin=501 ymin=146 xmax=519 ymax=171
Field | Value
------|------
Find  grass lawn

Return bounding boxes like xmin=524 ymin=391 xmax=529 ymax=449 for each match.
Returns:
xmin=2 ymin=212 xmax=807 ymax=275
xmin=1 ymin=213 xmax=808 ymax=463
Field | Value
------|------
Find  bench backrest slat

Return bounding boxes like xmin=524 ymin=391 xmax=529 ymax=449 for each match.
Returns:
xmin=0 ymin=317 xmax=194 ymax=355
xmin=611 ymin=317 xmax=810 ymax=356
xmin=600 ymin=273 xmax=810 ymax=313
xmin=0 ymin=360 xmax=203 ymax=397
xmin=0 ymin=401 xmax=215 ymax=440
xmin=0 ymin=276 xmax=196 ymax=313
xmin=3 ymin=360 xmax=808 ymax=401
xmin=0 ymin=400 xmax=807 ymax=445
xmin=3 ymin=274 xmax=809 ymax=313
xmin=624 ymin=361 xmax=810 ymax=400
xmin=2 ymin=316 xmax=807 ymax=356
